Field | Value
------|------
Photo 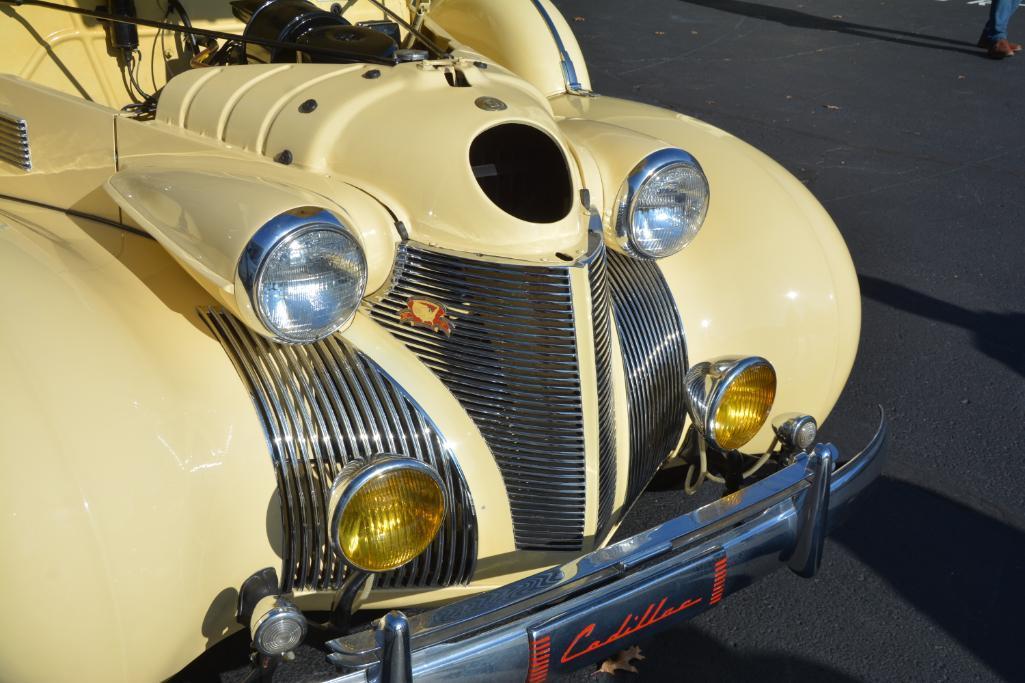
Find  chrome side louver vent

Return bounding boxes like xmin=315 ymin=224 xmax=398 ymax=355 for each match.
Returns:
xmin=0 ymin=112 xmax=31 ymax=171
xmin=606 ymin=252 xmax=689 ymax=505
xmin=369 ymin=246 xmax=588 ymax=551
xmin=201 ymin=308 xmax=478 ymax=592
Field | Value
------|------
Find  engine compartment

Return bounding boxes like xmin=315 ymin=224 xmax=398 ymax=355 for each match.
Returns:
xmin=230 ymin=0 xmax=398 ymax=65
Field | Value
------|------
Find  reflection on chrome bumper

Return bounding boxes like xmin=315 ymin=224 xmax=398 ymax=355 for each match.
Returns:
xmin=324 ymin=412 xmax=887 ymax=683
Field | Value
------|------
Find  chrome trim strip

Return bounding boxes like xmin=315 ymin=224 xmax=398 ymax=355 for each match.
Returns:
xmin=528 ymin=0 xmax=591 ymax=95
xmin=0 ymin=111 xmax=31 ymax=171
xmin=606 ymin=251 xmax=689 ymax=508
xmin=324 ymin=416 xmax=886 ymax=680
xmin=200 ymin=308 xmax=477 ymax=592
xmin=367 ymin=246 xmax=588 ymax=551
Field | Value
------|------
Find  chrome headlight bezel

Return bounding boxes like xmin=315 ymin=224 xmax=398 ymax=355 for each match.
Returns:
xmin=236 ymin=207 xmax=368 ymax=344
xmin=614 ymin=148 xmax=710 ymax=260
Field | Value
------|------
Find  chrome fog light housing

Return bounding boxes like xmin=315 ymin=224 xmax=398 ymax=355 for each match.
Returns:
xmin=329 ymin=456 xmax=446 ymax=573
xmin=250 ymin=596 xmax=307 ymax=656
xmin=614 ymin=148 xmax=710 ymax=259
xmin=685 ymin=356 xmax=777 ymax=451
xmin=773 ymin=413 xmax=818 ymax=451
xmin=237 ymin=207 xmax=368 ymax=344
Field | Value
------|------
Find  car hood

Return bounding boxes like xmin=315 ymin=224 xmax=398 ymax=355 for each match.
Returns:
xmin=155 ymin=61 xmax=590 ymax=263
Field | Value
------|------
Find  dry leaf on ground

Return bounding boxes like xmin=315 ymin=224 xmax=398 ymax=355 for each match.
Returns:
xmin=594 ymin=645 xmax=645 ymax=676
xmin=823 ymin=104 xmax=842 ymax=111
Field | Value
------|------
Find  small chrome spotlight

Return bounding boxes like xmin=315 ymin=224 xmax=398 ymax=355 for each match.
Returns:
xmin=772 ymin=413 xmax=818 ymax=451
xmin=250 ymin=596 xmax=307 ymax=657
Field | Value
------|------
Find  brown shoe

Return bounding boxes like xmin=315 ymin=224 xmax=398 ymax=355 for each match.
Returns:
xmin=979 ymin=37 xmax=1023 ymax=52
xmin=988 ymin=38 xmax=1017 ymax=59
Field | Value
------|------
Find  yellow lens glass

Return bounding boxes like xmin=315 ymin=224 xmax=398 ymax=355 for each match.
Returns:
xmin=337 ymin=467 xmax=445 ymax=572
xmin=711 ymin=363 xmax=777 ymax=450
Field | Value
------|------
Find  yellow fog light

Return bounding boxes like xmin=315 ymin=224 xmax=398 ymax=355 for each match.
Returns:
xmin=329 ymin=456 xmax=446 ymax=573
xmin=685 ymin=356 xmax=777 ymax=451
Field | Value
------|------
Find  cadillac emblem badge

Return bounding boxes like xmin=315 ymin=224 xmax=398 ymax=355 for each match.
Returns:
xmin=399 ymin=298 xmax=453 ymax=336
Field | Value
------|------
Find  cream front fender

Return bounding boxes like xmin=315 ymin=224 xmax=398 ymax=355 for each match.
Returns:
xmin=0 ymin=201 xmax=281 ymax=683
xmin=554 ymin=95 xmax=860 ymax=449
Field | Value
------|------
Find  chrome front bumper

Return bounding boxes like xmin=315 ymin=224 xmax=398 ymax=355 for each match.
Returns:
xmin=323 ymin=414 xmax=886 ymax=683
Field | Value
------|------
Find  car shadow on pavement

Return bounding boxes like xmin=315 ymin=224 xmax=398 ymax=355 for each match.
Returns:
xmin=834 ymin=476 xmax=1024 ymax=682
xmin=859 ymin=274 xmax=1025 ymax=378
xmin=678 ymin=0 xmax=984 ymax=56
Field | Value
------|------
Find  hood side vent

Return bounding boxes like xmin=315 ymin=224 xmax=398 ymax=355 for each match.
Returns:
xmin=0 ymin=112 xmax=31 ymax=171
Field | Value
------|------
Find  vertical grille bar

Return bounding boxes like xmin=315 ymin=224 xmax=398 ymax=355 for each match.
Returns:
xmin=606 ymin=252 xmax=689 ymax=505
xmin=369 ymin=246 xmax=587 ymax=551
xmin=201 ymin=308 xmax=477 ymax=592
xmin=588 ymin=243 xmax=617 ymax=541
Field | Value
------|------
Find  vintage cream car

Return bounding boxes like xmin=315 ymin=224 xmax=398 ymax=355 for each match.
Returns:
xmin=0 ymin=1 xmax=885 ymax=681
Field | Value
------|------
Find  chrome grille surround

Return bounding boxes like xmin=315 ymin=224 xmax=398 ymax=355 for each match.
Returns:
xmin=368 ymin=246 xmax=587 ymax=551
xmin=0 ymin=112 xmax=31 ymax=171
xmin=606 ymin=251 xmax=689 ymax=505
xmin=588 ymin=242 xmax=617 ymax=541
xmin=201 ymin=308 xmax=477 ymax=592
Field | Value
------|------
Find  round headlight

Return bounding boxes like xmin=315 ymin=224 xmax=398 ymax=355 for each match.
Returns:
xmin=614 ymin=149 xmax=709 ymax=259
xmin=329 ymin=456 xmax=446 ymax=573
xmin=237 ymin=207 xmax=367 ymax=344
xmin=685 ymin=357 xmax=777 ymax=451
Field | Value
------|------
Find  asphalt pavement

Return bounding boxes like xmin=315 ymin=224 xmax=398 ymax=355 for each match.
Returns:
xmin=178 ymin=1 xmax=1025 ymax=681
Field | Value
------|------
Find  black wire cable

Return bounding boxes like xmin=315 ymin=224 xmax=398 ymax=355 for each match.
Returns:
xmin=166 ymin=0 xmax=199 ymax=56
xmin=0 ymin=192 xmax=154 ymax=240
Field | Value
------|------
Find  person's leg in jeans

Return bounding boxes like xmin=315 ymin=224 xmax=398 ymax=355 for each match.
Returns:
xmin=981 ymin=0 xmax=1022 ymax=43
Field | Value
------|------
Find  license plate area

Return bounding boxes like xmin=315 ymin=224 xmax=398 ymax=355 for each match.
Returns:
xmin=526 ymin=548 xmax=729 ymax=680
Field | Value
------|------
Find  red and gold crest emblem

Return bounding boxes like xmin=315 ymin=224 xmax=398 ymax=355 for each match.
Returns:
xmin=398 ymin=298 xmax=453 ymax=336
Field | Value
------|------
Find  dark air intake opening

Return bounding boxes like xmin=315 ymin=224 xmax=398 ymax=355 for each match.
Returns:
xmin=469 ymin=124 xmax=573 ymax=224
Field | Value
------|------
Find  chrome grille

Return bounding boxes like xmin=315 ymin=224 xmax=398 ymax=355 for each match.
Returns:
xmin=369 ymin=246 xmax=586 ymax=551
xmin=588 ymin=243 xmax=617 ymax=541
xmin=201 ymin=308 xmax=477 ymax=592
xmin=606 ymin=252 xmax=689 ymax=504
xmin=0 ymin=112 xmax=31 ymax=171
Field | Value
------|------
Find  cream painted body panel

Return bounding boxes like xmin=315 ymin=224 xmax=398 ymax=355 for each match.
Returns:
xmin=0 ymin=201 xmax=280 ymax=683
xmin=0 ymin=1 xmax=860 ymax=680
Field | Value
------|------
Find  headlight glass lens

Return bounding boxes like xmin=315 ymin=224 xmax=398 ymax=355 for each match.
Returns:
xmin=710 ymin=363 xmax=777 ymax=450
xmin=255 ymin=226 xmax=367 ymax=343
xmin=335 ymin=464 xmax=445 ymax=573
xmin=618 ymin=156 xmax=709 ymax=259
